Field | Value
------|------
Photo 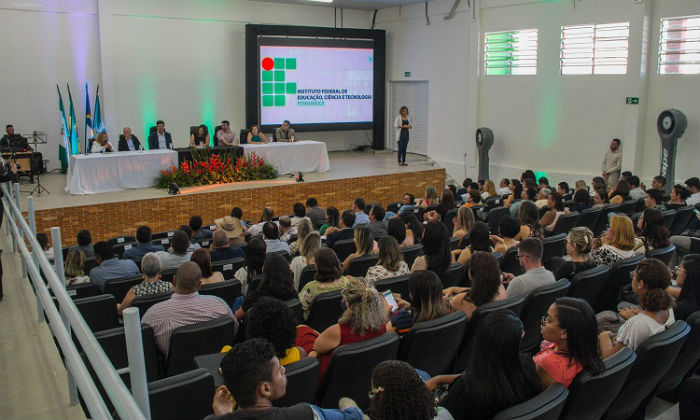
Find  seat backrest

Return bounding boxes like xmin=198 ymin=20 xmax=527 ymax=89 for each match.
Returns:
xmin=487 ymin=206 xmax=510 ymax=234
xmin=103 ymin=275 xmax=142 ymax=302
xmin=575 ymin=207 xmax=602 ymax=231
xmin=552 ymin=212 xmax=579 ymax=235
xmin=307 ymin=290 xmax=344 ymax=333
xmin=213 ymin=125 xmax=222 ymax=146
xmin=149 ymin=368 xmax=215 ymax=420
xmin=132 ymin=291 xmax=173 ymax=316
xmin=634 ymin=198 xmax=646 ymax=212
xmin=284 ymin=298 xmax=303 ymax=324
xmin=593 ymin=204 xmax=621 ymax=236
xmin=440 ymin=262 xmax=465 ymax=288
xmin=332 ymin=239 xmax=356 ymax=262
xmin=94 ymin=324 xmax=159 ymax=383
xmin=198 ymin=280 xmax=242 ymax=307
xmin=541 ymin=233 xmax=567 ymax=267
xmin=239 ymin=129 xmax=249 ymax=144
xmin=151 ymin=231 xmax=174 ymax=240
xmin=501 ymin=247 xmax=524 ymax=277
xmin=84 ymin=258 xmax=99 ymax=275
xmin=647 ymin=245 xmax=676 ymax=265
xmin=273 ymin=357 xmax=320 ymax=408
xmin=401 ymin=244 xmax=423 ymax=268
xmin=492 ymin=383 xmax=569 ymax=420
xmin=449 ymin=236 xmax=460 ymax=251
xmin=520 ymin=279 xmax=571 ymax=352
xmin=347 ymin=254 xmax=380 ymax=277
xmin=167 ymin=317 xmax=237 ymax=376
xmin=112 ymin=242 xmax=136 ymax=258
xmin=298 ymin=265 xmax=317 ymax=291
xmin=443 ymin=207 xmax=459 ymax=234
xmin=620 ymin=200 xmax=637 ymax=215
xmin=374 ymin=274 xmax=410 ymax=298
xmin=319 ymin=333 xmax=400 ymax=409
xmin=398 ymin=311 xmax=468 ymax=376
xmin=594 ymin=254 xmax=644 ymax=312
xmin=268 ymin=250 xmax=291 ymax=261
xmin=669 ymin=206 xmax=695 ymax=236
xmin=605 ymin=321 xmax=690 ymax=420
xmin=568 ymin=265 xmax=611 ymax=308
xmin=108 ymin=236 xmax=136 ymax=246
xmin=662 ymin=209 xmax=677 ymax=229
xmin=66 ymin=282 xmax=99 ymax=299
xmin=74 ymin=294 xmax=119 ymax=332
xmin=211 ymin=257 xmax=246 ymax=281
xmin=656 ymin=311 xmax=700 ymax=395
xmin=561 ymin=347 xmax=636 ymax=420
xmin=160 ymin=269 xmax=177 ymax=284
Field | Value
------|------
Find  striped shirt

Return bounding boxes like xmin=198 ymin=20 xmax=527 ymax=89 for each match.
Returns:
xmin=142 ymin=292 xmax=237 ymax=356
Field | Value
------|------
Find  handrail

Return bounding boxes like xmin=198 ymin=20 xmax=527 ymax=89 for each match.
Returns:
xmin=1 ymin=182 xmax=147 ymax=420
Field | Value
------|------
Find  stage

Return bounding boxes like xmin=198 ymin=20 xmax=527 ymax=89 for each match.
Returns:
xmin=19 ymin=151 xmax=445 ymax=246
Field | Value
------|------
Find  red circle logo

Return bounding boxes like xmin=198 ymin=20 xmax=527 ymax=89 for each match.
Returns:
xmin=261 ymin=57 xmax=274 ymax=71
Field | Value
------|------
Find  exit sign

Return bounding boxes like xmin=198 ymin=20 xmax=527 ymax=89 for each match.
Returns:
xmin=404 ymin=71 xmax=411 ymax=77
xmin=626 ymin=97 xmax=639 ymax=105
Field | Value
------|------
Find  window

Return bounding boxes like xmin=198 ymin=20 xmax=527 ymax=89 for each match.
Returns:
xmin=483 ymin=29 xmax=538 ymax=75
xmin=658 ymin=16 xmax=700 ymax=75
xmin=560 ymin=22 xmax=630 ymax=75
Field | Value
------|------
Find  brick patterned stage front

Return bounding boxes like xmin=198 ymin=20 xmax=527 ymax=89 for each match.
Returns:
xmin=34 ymin=168 xmax=445 ymax=246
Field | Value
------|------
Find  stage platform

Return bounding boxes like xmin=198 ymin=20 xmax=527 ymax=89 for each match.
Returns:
xmin=18 ymin=151 xmax=445 ymax=246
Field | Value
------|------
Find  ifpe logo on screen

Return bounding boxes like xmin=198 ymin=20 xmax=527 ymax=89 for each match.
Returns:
xmin=261 ymin=57 xmax=297 ymax=107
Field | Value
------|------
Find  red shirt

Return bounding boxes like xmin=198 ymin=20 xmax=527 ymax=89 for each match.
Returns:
xmin=318 ymin=324 xmax=387 ymax=380
xmin=533 ymin=343 xmax=582 ymax=387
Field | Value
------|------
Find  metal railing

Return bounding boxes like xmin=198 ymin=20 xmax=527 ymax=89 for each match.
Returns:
xmin=2 ymin=182 xmax=149 ymax=420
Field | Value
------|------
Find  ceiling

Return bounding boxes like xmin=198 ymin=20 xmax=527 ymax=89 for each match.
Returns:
xmin=251 ymin=0 xmax=433 ymax=11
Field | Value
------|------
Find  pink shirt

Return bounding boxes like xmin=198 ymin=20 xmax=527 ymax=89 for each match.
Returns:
xmin=533 ymin=343 xmax=582 ymax=387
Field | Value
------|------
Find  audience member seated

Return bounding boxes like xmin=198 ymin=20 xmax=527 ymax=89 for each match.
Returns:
xmin=497 ymin=178 xmax=511 ymax=195
xmin=147 ymin=120 xmax=173 ymax=150
xmin=324 ymin=210 xmax=355 ymax=249
xmin=246 ymin=297 xmax=308 ymax=365
xmin=143 ymin=262 xmax=237 ymax=357
xmin=541 ymin=191 xmax=566 ymax=233
xmin=503 ymin=238 xmax=555 ymax=299
xmin=575 ymin=179 xmax=588 ymax=192
xmin=298 ymin=248 xmax=350 ymax=320
xmin=290 ymin=202 xmax=310 ymax=226
xmin=462 ymin=190 xmax=482 ymax=208
xmin=367 ymin=204 xmax=388 ymax=238
xmin=388 ymin=270 xmax=451 ymax=334
xmin=636 ymin=208 xmax=671 ymax=255
xmin=123 ymin=225 xmax=165 ymax=262
xmin=510 ymin=179 xmax=536 ymax=217
xmin=209 ymin=230 xmax=245 ymax=262
xmin=667 ymin=184 xmax=690 ymax=210
xmin=305 ymin=198 xmax=326 ymax=228
xmin=436 ymin=189 xmax=456 ymax=221
xmin=490 ymin=216 xmax=520 ymax=256
xmin=117 ymin=252 xmax=173 ymax=315
xmin=208 ymin=339 xmax=363 ymax=420
xmin=431 ymin=311 xmax=541 ymax=420
xmin=231 ymin=206 xmax=247 ymax=231
xmin=452 ymin=206 xmax=475 ymax=241
xmin=90 ymin=131 xmax=113 ymax=153
xmin=686 ymin=177 xmax=700 ymax=206
xmin=598 ymin=258 xmax=675 ymax=357
xmin=667 ymin=254 xmax=700 ymax=321
xmin=592 ymin=176 xmax=607 ymax=193
xmin=397 ymin=193 xmax=416 ymax=215
xmin=455 ymin=222 xmax=493 ymax=267
xmin=155 ymin=230 xmax=193 ymax=271
xmin=248 ymin=207 xmax=275 ymax=237
xmin=387 ymin=218 xmax=412 ymax=248
xmin=190 ymin=215 xmax=212 ymax=242
xmin=609 ymin=179 xmax=631 ymax=205
xmin=234 ymin=237 xmax=266 ymax=294
xmin=246 ymin=124 xmax=268 ymax=144
xmin=628 ymin=176 xmax=645 ymax=201
xmin=555 ymin=227 xmax=597 ymax=280
xmin=416 ymin=186 xmax=438 ymax=209
xmin=446 ymin=251 xmax=506 ymax=319
xmin=214 ymin=215 xmax=245 ymax=247
xmin=89 ymin=241 xmax=139 ymax=291
xmin=117 ymin=127 xmax=142 ymax=151
xmin=535 ymin=297 xmax=604 ymax=388
xmin=365 ymin=236 xmax=410 ymax=284
xmin=191 ymin=248 xmax=224 ymax=285
xmin=215 ymin=120 xmax=237 ymax=146
xmin=351 ymin=198 xmax=370 ymax=227
xmin=557 ymin=182 xmax=571 ymax=200
xmin=535 ymin=188 xmax=551 ymax=209
xmin=651 ymin=175 xmax=667 ymax=192
xmin=411 ymin=222 xmax=453 ymax=279
xmin=590 ymin=215 xmax=638 ymax=266
xmin=514 ymin=201 xmax=544 ymax=240
xmin=278 ymin=216 xmax=297 ymax=243
xmin=457 ymin=177 xmax=472 ymax=197
xmin=341 ymin=226 xmax=376 ymax=273
xmin=318 ymin=206 xmax=339 ymax=236
xmin=572 ymin=188 xmax=591 ymax=212
xmin=189 ymin=124 xmax=209 ymax=149
xmin=592 ymin=189 xmax=609 ymax=208
xmin=263 ymin=222 xmax=290 ymax=254
xmin=644 ymin=188 xmax=666 ymax=211
xmin=537 ymin=176 xmax=550 ymax=192
xmin=482 ymin=180 xmax=498 ymax=200
xmin=235 ymin=254 xmax=297 ymax=320
xmin=311 ymin=276 xmax=387 ymax=379
xmin=175 ymin=225 xmax=200 ymax=253
xmin=69 ymin=229 xmax=94 ymax=259
xmin=290 ymin=232 xmax=321 ymax=290
xmin=36 ymin=233 xmax=54 ymax=262
xmin=289 ymin=219 xmax=312 ymax=255
xmin=400 ymin=212 xmax=424 ymax=247
xmin=64 ymin=249 xmax=89 ymax=286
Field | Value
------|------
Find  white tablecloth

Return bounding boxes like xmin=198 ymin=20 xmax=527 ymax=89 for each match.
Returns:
xmin=240 ymin=141 xmax=330 ymax=174
xmin=68 ymin=150 xmax=178 ymax=195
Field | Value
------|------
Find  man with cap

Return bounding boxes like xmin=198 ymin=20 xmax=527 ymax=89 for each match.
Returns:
xmin=214 ymin=215 xmax=245 ymax=247
xmin=210 ymin=230 xmax=245 ymax=262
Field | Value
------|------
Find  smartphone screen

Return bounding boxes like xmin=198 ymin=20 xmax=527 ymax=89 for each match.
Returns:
xmin=382 ymin=290 xmax=398 ymax=311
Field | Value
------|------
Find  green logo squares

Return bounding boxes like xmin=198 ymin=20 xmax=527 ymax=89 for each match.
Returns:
xmin=274 ymin=58 xmax=285 ymax=69
xmin=262 ymin=83 xmax=273 ymax=94
xmin=274 ymin=71 xmax=285 ymax=82
xmin=285 ymin=58 xmax=296 ymax=69
xmin=274 ymin=83 xmax=285 ymax=94
xmin=274 ymin=95 xmax=285 ymax=106
xmin=286 ymin=82 xmax=297 ymax=94
xmin=262 ymin=71 xmax=273 ymax=82
xmin=262 ymin=95 xmax=273 ymax=107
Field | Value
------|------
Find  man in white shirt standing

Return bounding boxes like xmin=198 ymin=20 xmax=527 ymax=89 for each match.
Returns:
xmin=602 ymin=138 xmax=623 ymax=190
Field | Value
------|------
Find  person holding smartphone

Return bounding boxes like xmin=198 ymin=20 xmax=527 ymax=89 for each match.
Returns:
xmin=386 ymin=270 xmax=451 ymax=335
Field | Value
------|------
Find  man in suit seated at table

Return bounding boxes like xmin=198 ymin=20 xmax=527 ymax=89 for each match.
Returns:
xmin=274 ymin=120 xmax=295 ymax=142
xmin=118 ymin=127 xmax=143 ymax=151
xmin=147 ymin=120 xmax=173 ymax=150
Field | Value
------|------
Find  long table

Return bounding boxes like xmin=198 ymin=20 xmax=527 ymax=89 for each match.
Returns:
xmin=240 ymin=141 xmax=330 ymax=174
xmin=67 ymin=150 xmax=178 ymax=195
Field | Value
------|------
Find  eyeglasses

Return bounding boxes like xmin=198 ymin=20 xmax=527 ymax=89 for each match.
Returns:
xmin=674 ymin=266 xmax=686 ymax=275
xmin=541 ymin=315 xmax=552 ymax=326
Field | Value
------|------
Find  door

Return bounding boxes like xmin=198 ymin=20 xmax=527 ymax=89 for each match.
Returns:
xmin=387 ymin=81 xmax=428 ymax=155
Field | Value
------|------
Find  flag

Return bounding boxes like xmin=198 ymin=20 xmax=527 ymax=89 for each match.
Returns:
xmin=67 ymin=84 xmax=80 ymax=155
xmin=57 ymin=85 xmax=70 ymax=172
xmin=93 ymin=84 xmax=104 ymax=134
xmin=84 ymin=83 xmax=93 ymax=154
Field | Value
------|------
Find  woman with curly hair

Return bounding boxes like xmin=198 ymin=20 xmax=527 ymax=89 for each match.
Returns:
xmin=667 ymin=184 xmax=690 ymax=210
xmin=246 ymin=296 xmax=308 ymax=365
xmin=367 ymin=360 xmax=444 ymax=420
xmin=311 ymin=276 xmax=387 ymax=379
xmin=636 ymin=207 xmax=671 ymax=255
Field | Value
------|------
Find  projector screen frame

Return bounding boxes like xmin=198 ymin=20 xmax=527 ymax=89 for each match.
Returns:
xmin=245 ymin=24 xmax=386 ymax=150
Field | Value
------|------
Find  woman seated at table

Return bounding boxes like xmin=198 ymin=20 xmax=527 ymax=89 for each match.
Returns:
xmin=247 ymin=124 xmax=268 ymax=144
xmin=90 ymin=131 xmax=113 ymax=153
xmin=190 ymin=124 xmax=209 ymax=149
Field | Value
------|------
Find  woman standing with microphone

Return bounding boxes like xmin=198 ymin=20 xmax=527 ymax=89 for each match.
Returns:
xmin=394 ymin=106 xmax=412 ymax=166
